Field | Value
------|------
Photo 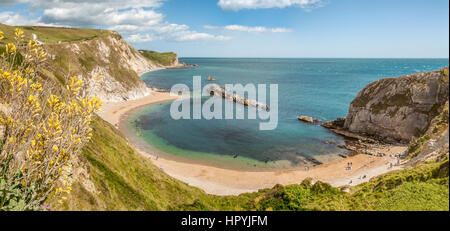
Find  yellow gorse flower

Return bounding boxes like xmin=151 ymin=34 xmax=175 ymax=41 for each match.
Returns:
xmin=15 ymin=28 xmax=25 ymax=41
xmin=0 ymin=27 xmax=103 ymax=210
xmin=67 ymin=76 xmax=83 ymax=95
xmin=6 ymin=43 xmax=16 ymax=54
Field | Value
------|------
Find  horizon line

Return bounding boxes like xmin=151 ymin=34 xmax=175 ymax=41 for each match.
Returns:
xmin=178 ymin=57 xmax=450 ymax=59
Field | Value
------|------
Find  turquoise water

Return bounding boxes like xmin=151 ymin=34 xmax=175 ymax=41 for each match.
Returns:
xmin=133 ymin=58 xmax=449 ymax=169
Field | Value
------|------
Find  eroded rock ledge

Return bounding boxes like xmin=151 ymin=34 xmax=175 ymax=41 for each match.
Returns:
xmin=326 ymin=68 xmax=449 ymax=144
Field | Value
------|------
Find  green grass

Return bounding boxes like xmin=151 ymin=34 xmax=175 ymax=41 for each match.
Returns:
xmin=1 ymin=23 xmax=109 ymax=44
xmin=223 ymin=159 xmax=449 ymax=211
xmin=53 ymin=120 xmax=449 ymax=212
xmin=139 ymin=50 xmax=178 ymax=66
xmin=53 ymin=117 xmax=224 ymax=211
xmin=376 ymin=182 xmax=449 ymax=211
xmin=0 ymin=23 xmax=32 ymax=43
xmin=441 ymin=67 xmax=449 ymax=83
xmin=20 ymin=26 xmax=109 ymax=44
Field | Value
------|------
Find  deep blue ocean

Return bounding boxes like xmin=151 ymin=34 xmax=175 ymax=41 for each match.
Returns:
xmin=130 ymin=58 xmax=449 ymax=169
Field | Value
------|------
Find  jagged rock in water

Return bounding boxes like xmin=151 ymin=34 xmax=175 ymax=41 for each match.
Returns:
xmin=298 ymin=115 xmax=320 ymax=124
xmin=322 ymin=117 xmax=346 ymax=129
xmin=343 ymin=68 xmax=449 ymax=142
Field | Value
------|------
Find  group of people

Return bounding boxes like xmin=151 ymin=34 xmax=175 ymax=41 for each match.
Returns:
xmin=346 ymin=162 xmax=353 ymax=170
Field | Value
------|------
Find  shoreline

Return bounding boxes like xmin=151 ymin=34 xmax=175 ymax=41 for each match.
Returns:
xmin=97 ymin=88 xmax=408 ymax=196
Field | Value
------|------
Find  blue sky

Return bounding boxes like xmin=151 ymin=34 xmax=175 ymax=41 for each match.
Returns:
xmin=0 ymin=0 xmax=448 ymax=58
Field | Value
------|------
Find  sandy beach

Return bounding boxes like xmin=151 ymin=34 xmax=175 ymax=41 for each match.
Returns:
xmin=98 ymin=90 xmax=407 ymax=196
xmin=99 ymin=89 xmax=180 ymax=127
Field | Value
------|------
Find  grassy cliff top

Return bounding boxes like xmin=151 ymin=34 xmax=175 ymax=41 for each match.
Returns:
xmin=0 ymin=23 xmax=110 ymax=44
xmin=139 ymin=50 xmax=178 ymax=66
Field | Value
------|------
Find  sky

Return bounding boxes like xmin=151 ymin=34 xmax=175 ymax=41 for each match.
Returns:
xmin=0 ymin=0 xmax=448 ymax=58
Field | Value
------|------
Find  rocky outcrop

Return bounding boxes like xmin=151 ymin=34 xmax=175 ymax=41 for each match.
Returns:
xmin=138 ymin=50 xmax=184 ymax=68
xmin=43 ymin=31 xmax=156 ymax=102
xmin=342 ymin=68 xmax=449 ymax=142
xmin=298 ymin=116 xmax=321 ymax=124
xmin=406 ymin=100 xmax=449 ymax=166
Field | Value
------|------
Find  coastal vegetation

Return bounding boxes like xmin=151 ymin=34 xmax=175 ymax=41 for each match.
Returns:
xmin=0 ymin=24 xmax=448 ymax=211
xmin=235 ymin=158 xmax=448 ymax=211
xmin=139 ymin=50 xmax=179 ymax=67
xmin=0 ymin=24 xmax=110 ymax=45
xmin=0 ymin=29 xmax=102 ymax=210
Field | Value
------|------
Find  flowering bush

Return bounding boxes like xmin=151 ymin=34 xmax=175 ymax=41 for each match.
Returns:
xmin=0 ymin=29 xmax=102 ymax=210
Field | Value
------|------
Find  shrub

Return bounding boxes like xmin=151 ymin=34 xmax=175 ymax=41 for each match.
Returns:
xmin=0 ymin=29 xmax=102 ymax=210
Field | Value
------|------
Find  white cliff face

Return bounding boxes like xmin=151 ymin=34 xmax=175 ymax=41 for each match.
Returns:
xmin=83 ymin=66 xmax=150 ymax=102
xmin=45 ymin=31 xmax=158 ymax=103
xmin=106 ymin=32 xmax=156 ymax=75
xmin=344 ymin=69 xmax=449 ymax=142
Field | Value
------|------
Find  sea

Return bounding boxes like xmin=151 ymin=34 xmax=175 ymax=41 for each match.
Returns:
xmin=123 ymin=58 xmax=449 ymax=170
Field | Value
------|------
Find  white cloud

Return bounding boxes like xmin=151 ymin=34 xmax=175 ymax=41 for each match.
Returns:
xmin=41 ymin=7 xmax=163 ymax=28
xmin=205 ymin=25 xmax=293 ymax=33
xmin=0 ymin=0 xmax=162 ymax=10
xmin=0 ymin=0 xmax=230 ymax=42
xmin=0 ymin=11 xmax=57 ymax=26
xmin=176 ymin=33 xmax=231 ymax=42
xmin=218 ymin=0 xmax=325 ymax=11
xmin=127 ymin=34 xmax=154 ymax=43
xmin=0 ymin=12 xmax=33 ymax=25
xmin=223 ymin=25 xmax=293 ymax=33
xmin=144 ymin=23 xmax=232 ymax=42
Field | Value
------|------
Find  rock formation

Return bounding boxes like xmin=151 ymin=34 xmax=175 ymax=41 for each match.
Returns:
xmin=43 ymin=31 xmax=157 ymax=102
xmin=340 ymin=68 xmax=449 ymax=142
xmin=298 ymin=116 xmax=320 ymax=124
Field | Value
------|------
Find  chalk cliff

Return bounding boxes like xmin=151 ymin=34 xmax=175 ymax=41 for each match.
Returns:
xmin=43 ymin=31 xmax=157 ymax=102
